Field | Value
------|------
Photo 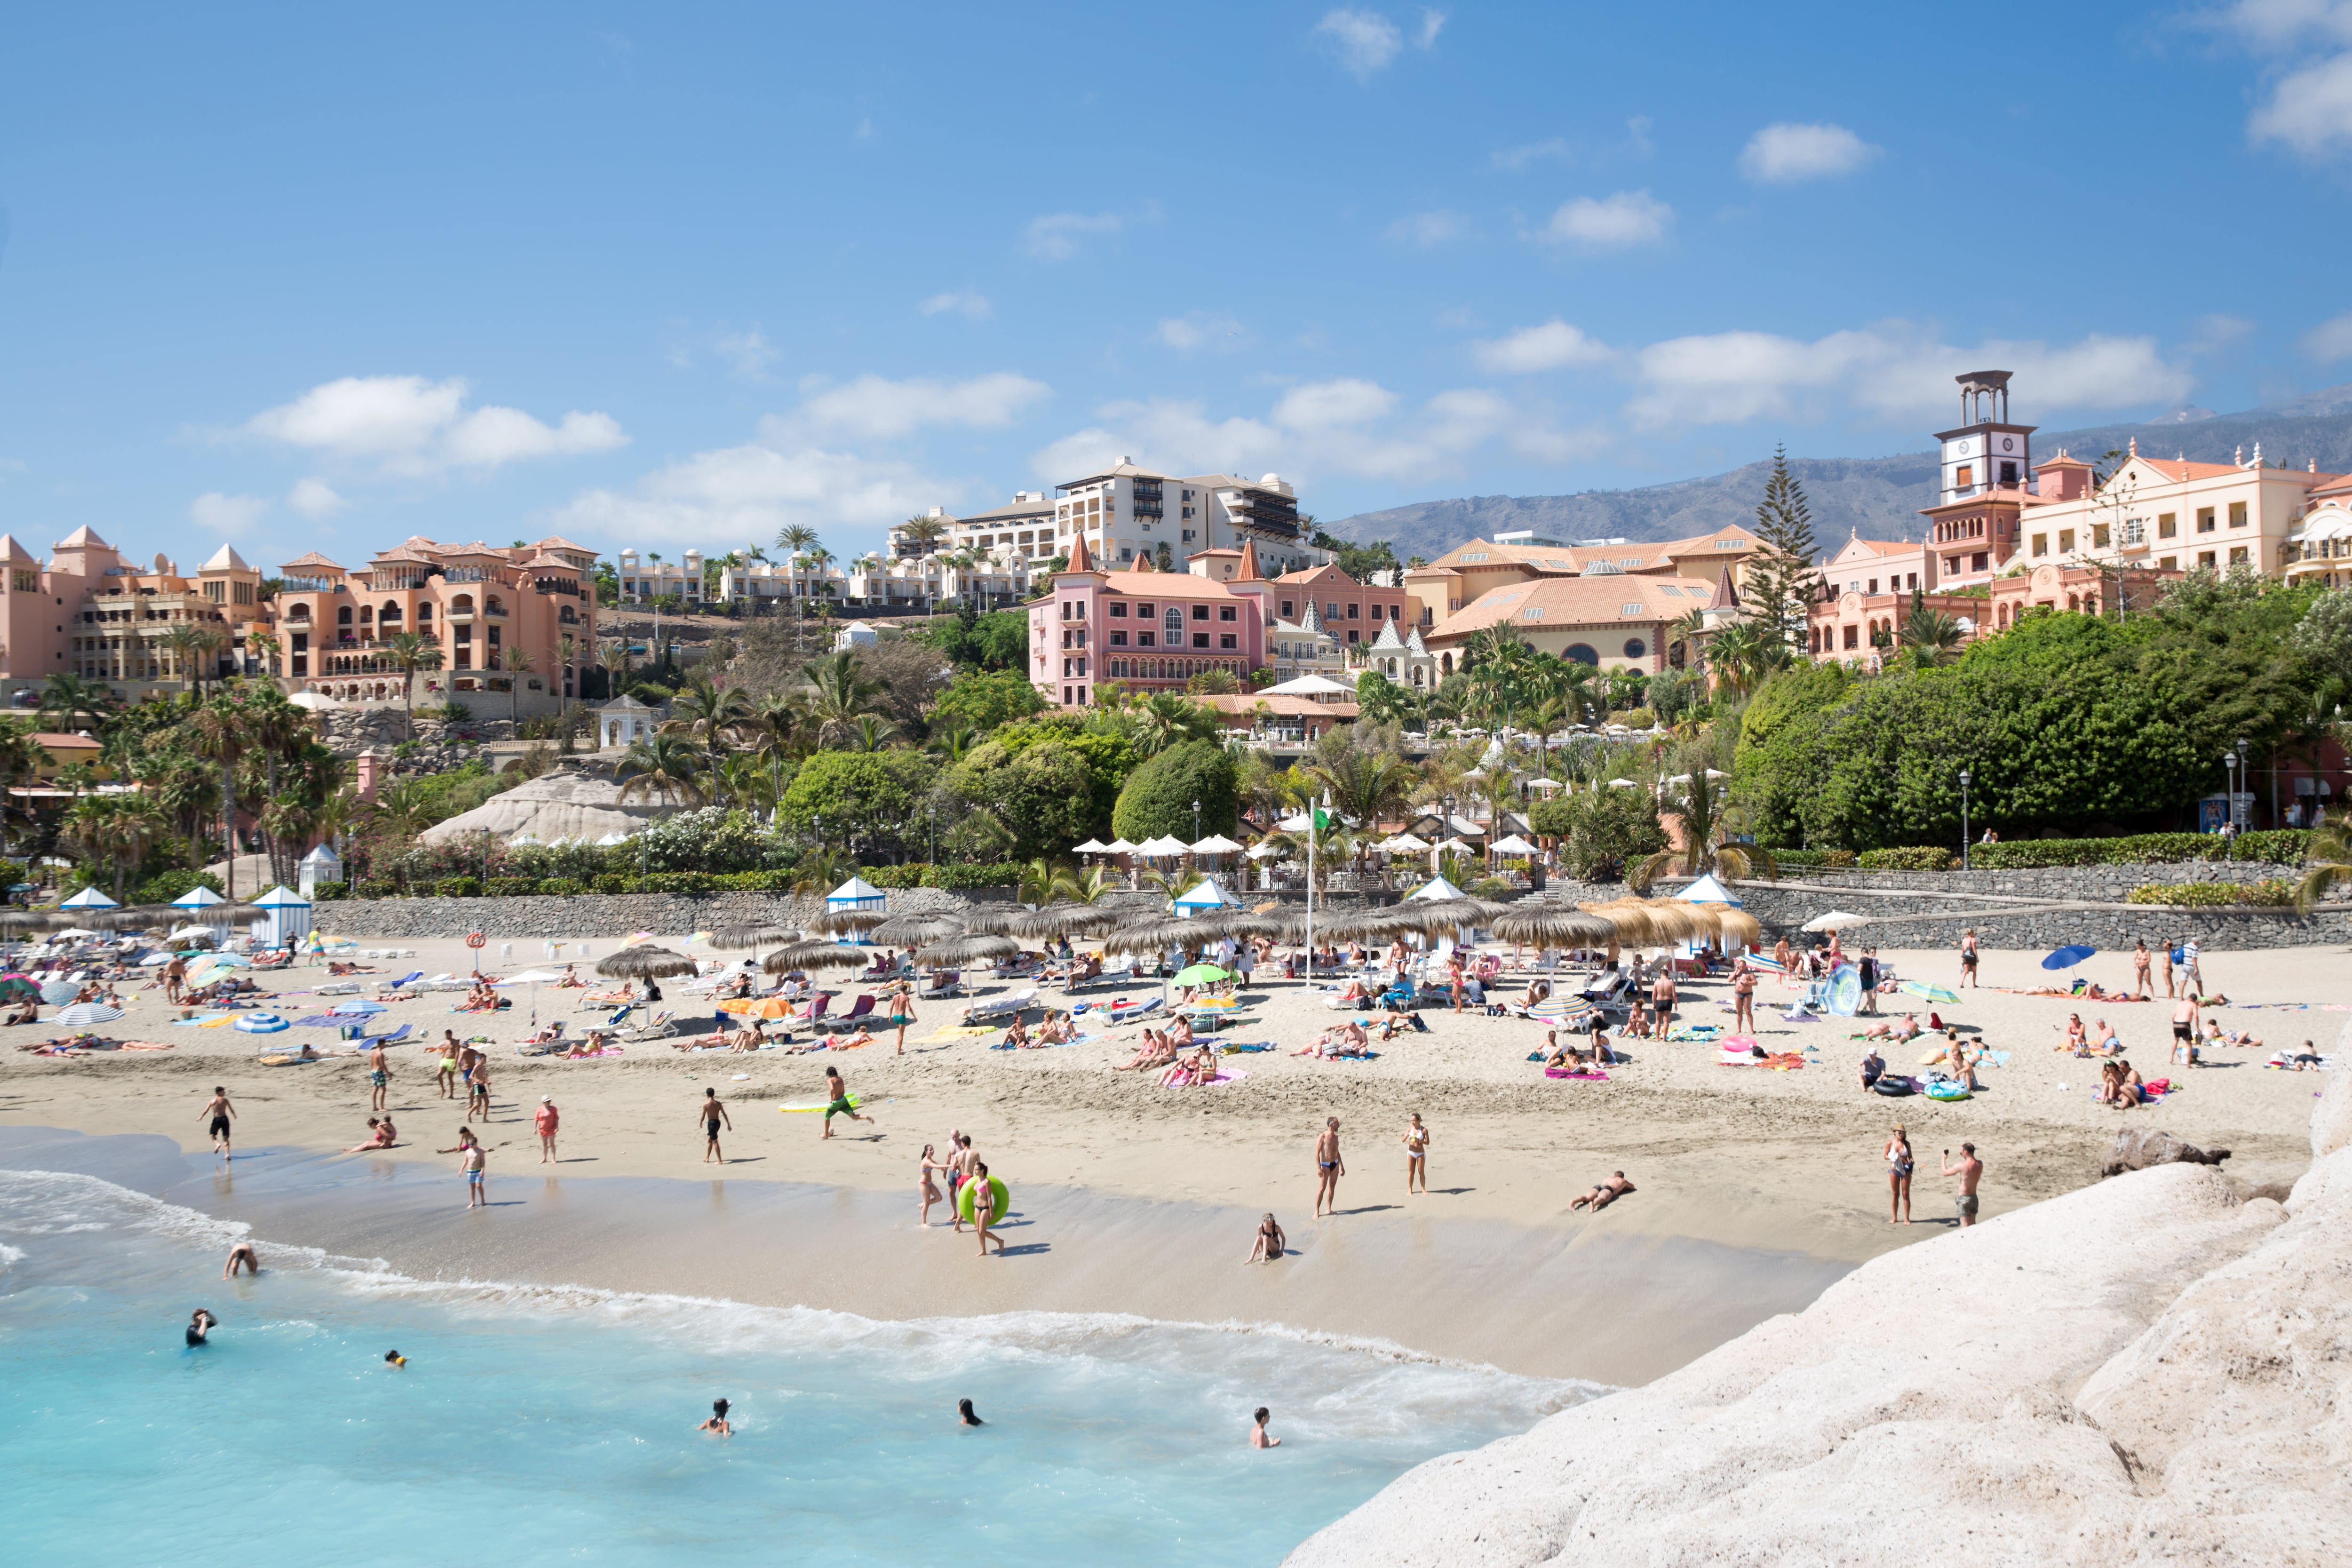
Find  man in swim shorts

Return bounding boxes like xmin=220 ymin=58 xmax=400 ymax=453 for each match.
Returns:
xmin=819 ymin=1066 xmax=873 ymax=1140
xmin=1313 ymin=1117 xmax=1344 ymax=1217
xmin=437 ymin=1127 xmax=487 ymax=1208
xmin=222 ymin=1243 xmax=259 ymax=1278
xmin=1941 ymin=1142 xmax=1983 ymax=1227
xmin=367 ymin=1039 xmax=391 ymax=1112
xmin=201 ymin=1086 xmax=235 ymax=1161
xmin=699 ymin=1088 xmax=733 ymax=1163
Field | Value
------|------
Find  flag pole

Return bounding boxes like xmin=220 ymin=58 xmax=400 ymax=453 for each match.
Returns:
xmin=1304 ymin=792 xmax=1318 ymax=987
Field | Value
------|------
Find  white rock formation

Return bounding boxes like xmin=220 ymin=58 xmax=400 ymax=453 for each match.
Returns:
xmin=1289 ymin=1074 xmax=2352 ymax=1567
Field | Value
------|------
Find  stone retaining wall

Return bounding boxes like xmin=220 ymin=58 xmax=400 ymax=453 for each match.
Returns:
xmin=1755 ymin=860 xmax=2296 ymax=900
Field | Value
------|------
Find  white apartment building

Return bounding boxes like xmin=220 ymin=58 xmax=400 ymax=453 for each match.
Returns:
xmin=842 ymin=551 xmax=1033 ymax=612
xmin=713 ymin=553 xmax=845 ymax=612
xmin=614 ymin=548 xmax=707 ymax=605
xmin=887 ymin=494 xmax=1060 ymax=563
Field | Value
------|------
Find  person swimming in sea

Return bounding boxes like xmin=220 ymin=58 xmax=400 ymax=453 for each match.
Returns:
xmin=1250 ymin=1407 xmax=1280 ymax=1448
xmin=383 ymin=1350 xmax=407 ymax=1369
xmin=185 ymin=1309 xmax=217 ymax=1346
xmin=957 ymin=1398 xmax=984 ymax=1427
xmin=698 ymin=1398 xmax=732 ymax=1437
xmin=222 ymin=1242 xmax=260 ymax=1278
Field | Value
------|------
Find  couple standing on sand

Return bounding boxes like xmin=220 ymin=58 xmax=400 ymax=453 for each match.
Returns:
xmin=1884 ymin=1127 xmax=1984 ymax=1226
xmin=1308 ymin=1113 xmax=1436 ymax=1219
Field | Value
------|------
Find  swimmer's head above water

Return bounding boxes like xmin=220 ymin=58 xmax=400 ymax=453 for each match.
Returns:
xmin=957 ymin=1398 xmax=982 ymax=1426
xmin=384 ymin=1349 xmax=406 ymax=1367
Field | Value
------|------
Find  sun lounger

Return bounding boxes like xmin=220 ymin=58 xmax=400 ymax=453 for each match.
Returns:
xmin=916 ymin=970 xmax=963 ymax=1002
xmin=964 ymin=988 xmax=1038 ymax=1023
xmin=823 ymin=994 xmax=876 ymax=1034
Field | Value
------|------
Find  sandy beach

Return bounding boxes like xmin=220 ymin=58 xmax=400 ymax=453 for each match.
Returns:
xmin=2 ymin=932 xmax=2335 ymax=1382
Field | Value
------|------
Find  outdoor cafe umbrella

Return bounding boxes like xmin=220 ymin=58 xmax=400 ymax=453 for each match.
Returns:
xmin=2042 ymin=944 xmax=2097 ymax=971
xmin=596 ymin=945 xmax=699 ymax=981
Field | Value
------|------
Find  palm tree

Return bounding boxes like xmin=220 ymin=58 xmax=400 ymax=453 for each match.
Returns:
xmin=802 ymin=650 xmax=884 ymax=746
xmin=503 ymin=647 xmax=536 ymax=727
xmin=1633 ymin=765 xmax=1777 ymax=893
xmin=900 ymin=513 xmax=951 ymax=554
xmin=366 ymin=779 xmax=440 ymax=841
xmin=925 ymin=713 xmax=978 ymax=764
xmin=616 ymin=732 xmax=707 ymax=808
xmin=381 ymin=631 xmax=444 ymax=740
xmin=64 ymin=793 xmax=165 ymax=900
xmin=846 ymin=714 xmax=899 ymax=752
xmin=1895 ymin=597 xmax=1966 ymax=669
xmin=160 ymin=622 xmax=222 ymax=696
xmin=790 ymin=844 xmax=858 ymax=897
xmin=1016 ymin=856 xmax=1078 ymax=906
xmin=662 ymin=674 xmax=749 ymax=743
xmin=1306 ymin=748 xmax=1417 ymax=869
xmin=1126 ymin=691 xmax=1221 ymax=758
xmin=186 ymin=700 xmax=248 ymax=898
xmin=1666 ymin=607 xmax=1709 ymax=675
xmin=743 ymin=692 xmax=805 ymax=757
xmin=2294 ymin=811 xmax=2352 ymax=913
xmin=1704 ymin=623 xmax=1766 ymax=695
xmin=777 ymin=525 xmax=821 ymax=649
xmin=38 ymin=673 xmax=112 ymax=733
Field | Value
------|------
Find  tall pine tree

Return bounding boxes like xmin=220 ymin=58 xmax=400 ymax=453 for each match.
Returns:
xmin=1746 ymin=446 xmax=1823 ymax=655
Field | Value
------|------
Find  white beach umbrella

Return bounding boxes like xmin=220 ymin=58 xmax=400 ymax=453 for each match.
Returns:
xmin=1605 ymin=778 xmax=1638 ymax=788
xmin=1103 ymin=838 xmax=1139 ymax=854
xmin=1489 ymin=834 xmax=1539 ymax=854
xmin=1801 ymin=910 xmax=1868 ymax=932
xmin=56 ymin=1002 xmax=125 ymax=1027
xmin=1190 ymin=834 xmax=1244 ymax=854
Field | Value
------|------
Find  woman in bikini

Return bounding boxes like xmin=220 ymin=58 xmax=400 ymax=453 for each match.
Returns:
xmin=2062 ymin=1013 xmax=2088 ymax=1054
xmin=918 ymin=1143 xmax=952 ymax=1226
xmin=1884 ymin=1124 xmax=1914 ymax=1224
xmin=1247 ymin=1212 xmax=1285 ymax=1263
xmin=1402 ymin=1113 xmax=1430 ymax=1194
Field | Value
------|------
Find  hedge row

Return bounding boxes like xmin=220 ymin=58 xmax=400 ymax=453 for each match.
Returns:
xmin=2127 ymin=879 xmax=2296 ymax=907
xmin=340 ymin=864 xmax=1023 ymax=900
xmin=1764 ymin=849 xmax=1858 ymax=869
xmin=1855 ymin=847 xmax=1954 ymax=871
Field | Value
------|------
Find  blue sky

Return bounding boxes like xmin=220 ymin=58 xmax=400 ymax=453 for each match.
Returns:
xmin=4 ymin=1 xmax=2352 ymax=572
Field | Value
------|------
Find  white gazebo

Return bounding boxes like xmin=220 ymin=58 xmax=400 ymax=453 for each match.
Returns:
xmin=825 ymin=876 xmax=886 ymax=916
xmin=60 ymin=887 xmax=119 ymax=910
xmin=596 ymin=693 xmax=661 ymax=751
xmin=298 ymin=843 xmax=344 ymax=899
xmin=1171 ymin=876 xmax=1244 ymax=915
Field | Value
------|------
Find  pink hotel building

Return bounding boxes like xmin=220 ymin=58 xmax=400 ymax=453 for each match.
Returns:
xmin=1030 ymin=534 xmax=1272 ymax=707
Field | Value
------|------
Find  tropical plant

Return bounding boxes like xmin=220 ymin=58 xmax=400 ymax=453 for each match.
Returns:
xmin=1895 ymin=595 xmax=1967 ymax=669
xmin=160 ymin=622 xmax=227 ymax=696
xmin=381 ymin=631 xmax=445 ymax=740
xmin=615 ymin=733 xmax=708 ymax=808
xmin=38 ymin=673 xmax=114 ymax=732
xmin=2294 ymin=810 xmax=2352 ymax=913
xmin=503 ymin=647 xmax=535 ymax=725
xmin=186 ymin=700 xmax=248 ymax=897
xmin=1632 ymin=764 xmax=1778 ymax=892
xmin=802 ymin=650 xmax=885 ymax=746
xmin=63 ymin=792 xmax=166 ymax=899
xmin=789 ymin=844 xmax=859 ymax=897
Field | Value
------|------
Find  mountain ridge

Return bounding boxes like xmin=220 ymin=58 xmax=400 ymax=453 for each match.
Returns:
xmin=1322 ymin=386 xmax=2352 ymax=562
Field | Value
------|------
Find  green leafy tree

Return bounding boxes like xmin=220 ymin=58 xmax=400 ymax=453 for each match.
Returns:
xmin=1110 ymin=739 xmax=1240 ymax=844
xmin=778 ymin=750 xmax=936 ymax=859
xmin=947 ymin=739 xmax=1104 ymax=859
xmin=1528 ymin=786 xmax=1668 ymax=882
xmin=931 ymin=667 xmax=1047 ymax=732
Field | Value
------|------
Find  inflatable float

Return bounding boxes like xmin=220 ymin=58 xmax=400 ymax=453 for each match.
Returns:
xmin=955 ymin=1173 xmax=1010 ymax=1227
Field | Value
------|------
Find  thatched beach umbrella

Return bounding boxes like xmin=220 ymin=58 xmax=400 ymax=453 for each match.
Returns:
xmin=1490 ymin=904 xmax=1616 ymax=948
xmin=1099 ymin=916 xmax=1197 ymax=957
xmin=1715 ymin=908 xmax=1764 ymax=948
xmin=914 ymin=933 xmax=1021 ymax=967
xmin=596 ymin=945 xmax=699 ymax=980
xmin=1008 ymin=901 xmax=1127 ymax=939
xmin=762 ymin=941 xmax=873 ymax=974
xmin=957 ymin=907 xmax=1025 ymax=937
xmin=1580 ymin=900 xmax=1664 ymax=947
xmin=93 ymin=904 xmax=183 ymax=932
xmin=710 ymin=924 xmax=796 ymax=952
xmin=1195 ymin=906 xmax=1308 ymax=943
xmin=0 ymin=908 xmax=61 ymax=935
xmin=871 ymin=911 xmax=963 ymax=946
xmin=811 ymin=907 xmax=888 ymax=936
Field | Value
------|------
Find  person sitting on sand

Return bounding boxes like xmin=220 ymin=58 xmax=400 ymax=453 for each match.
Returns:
xmin=343 ymin=1115 xmax=397 ymax=1152
xmin=2117 ymin=1060 xmax=2145 ymax=1106
xmin=1333 ymin=975 xmax=1377 ymax=1009
xmin=1114 ymin=1028 xmax=1175 ymax=1072
xmin=1247 ymin=1212 xmax=1285 ymax=1263
xmin=557 ymin=964 xmax=582 ymax=988
xmin=1520 ymin=976 xmax=1552 ymax=1009
xmin=2063 ymin=1013 xmax=2088 ymax=1053
xmin=1940 ymin=1033 xmax=1981 ymax=1091
xmin=1570 ymin=1171 xmax=1635 ymax=1211
xmin=1859 ymin=1046 xmax=1885 ymax=1091
xmin=2205 ymin=1018 xmax=2261 ymax=1049
xmin=3 ymin=999 xmax=37 ymax=1027
xmin=1297 ymin=1020 xmax=1371 ymax=1059
xmin=1002 ymin=1017 xmax=1032 ymax=1049
xmin=1036 ymin=1012 xmax=1075 ymax=1045
xmin=1164 ymin=1015 xmax=1196 ymax=1049
xmin=1623 ymin=994 xmax=1650 ymax=1039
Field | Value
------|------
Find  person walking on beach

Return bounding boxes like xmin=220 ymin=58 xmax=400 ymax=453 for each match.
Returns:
xmin=2172 ymin=991 xmax=2201 ymax=1056
xmin=201 ymin=1086 xmax=236 ymax=1161
xmin=164 ymin=953 xmax=186 ymax=1004
xmin=1732 ymin=959 xmax=1757 ymax=1034
xmin=2133 ymin=939 xmax=2152 ymax=999
xmin=1857 ymin=948 xmax=1879 ymax=1015
xmin=534 ymin=1097 xmax=560 ymax=1163
xmin=970 ymin=1159 xmax=1004 ymax=1257
xmin=2181 ymin=937 xmax=2204 ymax=999
xmin=888 ymin=980 xmax=916 ymax=1056
xmin=1250 ymin=1408 xmax=1281 ymax=1448
xmin=367 ymin=1039 xmax=392 ymax=1113
xmin=1313 ymin=1117 xmax=1345 ymax=1217
xmin=1650 ymin=964 xmax=1677 ymax=1035
xmin=699 ymin=1088 xmax=733 ymax=1163
xmin=1958 ymin=930 xmax=1979 ymax=988
xmin=1885 ymin=1124 xmax=1915 ymax=1225
xmin=1402 ymin=1113 xmax=1430 ymax=1195
xmin=438 ymin=1127 xmax=487 ymax=1208
xmin=466 ymin=1060 xmax=492 ymax=1124
xmin=820 ymin=1065 xmax=873 ymax=1139
xmin=1942 ymin=1142 xmax=1983 ymax=1227
xmin=919 ymin=1144 xmax=950 ymax=1226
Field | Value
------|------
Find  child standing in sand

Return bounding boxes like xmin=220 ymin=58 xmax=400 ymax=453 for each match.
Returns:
xmin=438 ymin=1127 xmax=487 ymax=1208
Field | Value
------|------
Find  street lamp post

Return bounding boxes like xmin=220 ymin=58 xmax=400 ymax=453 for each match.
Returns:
xmin=1193 ymin=798 xmax=1202 ymax=845
xmin=2221 ymin=752 xmax=2237 ymax=860
xmin=2236 ymin=737 xmax=2252 ymax=829
xmin=1959 ymin=769 xmax=1971 ymax=871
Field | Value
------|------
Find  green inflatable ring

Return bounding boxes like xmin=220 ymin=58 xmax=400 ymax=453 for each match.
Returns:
xmin=956 ymin=1174 xmax=1011 ymax=1228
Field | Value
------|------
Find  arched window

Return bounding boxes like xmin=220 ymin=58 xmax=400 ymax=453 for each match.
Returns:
xmin=334 ymin=605 xmax=350 ymax=624
xmin=1623 ymin=637 xmax=1646 ymax=660
xmin=359 ymin=605 xmax=373 ymax=623
xmin=377 ymin=603 xmax=400 ymax=624
xmin=416 ymin=601 xmax=433 ymax=620
xmin=1564 ymin=643 xmax=1598 ymax=666
xmin=486 ymin=596 xmax=504 ymax=615
xmin=1163 ymin=606 xmax=1183 ymax=637
xmin=559 ymin=605 xmax=578 ymax=624
xmin=1440 ymin=652 xmax=1454 ymax=675
xmin=451 ymin=594 xmax=474 ymax=613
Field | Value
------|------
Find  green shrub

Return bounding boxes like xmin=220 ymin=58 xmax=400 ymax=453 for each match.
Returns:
xmin=1972 ymin=830 xmax=2310 ymax=869
xmin=1764 ymin=848 xmax=1857 ymax=869
xmin=309 ymin=881 xmax=350 ymax=901
xmin=434 ymin=876 xmax=482 ymax=899
xmin=485 ymin=877 xmax=538 ymax=898
xmin=130 ymin=868 xmax=225 ymax=907
xmin=922 ymin=862 xmax=1020 ymax=889
xmin=1856 ymin=846 xmax=1953 ymax=871
xmin=1110 ymin=740 xmax=1240 ymax=844
xmin=538 ymin=878 xmax=586 ymax=897
xmin=355 ymin=879 xmax=399 ymax=899
xmin=593 ymin=874 xmax=632 ymax=894
xmin=2127 ymin=879 xmax=2294 ymax=907
xmin=634 ymin=872 xmax=716 ymax=895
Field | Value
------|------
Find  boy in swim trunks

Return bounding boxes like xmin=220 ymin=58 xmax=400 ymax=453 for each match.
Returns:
xmin=201 ymin=1087 xmax=235 ymax=1161
xmin=699 ymin=1088 xmax=733 ymax=1163
xmin=819 ymin=1066 xmax=873 ymax=1140
xmin=437 ymin=1127 xmax=487 ymax=1208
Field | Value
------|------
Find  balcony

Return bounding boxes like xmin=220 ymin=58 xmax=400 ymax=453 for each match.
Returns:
xmin=444 ymin=609 xmax=475 ymax=623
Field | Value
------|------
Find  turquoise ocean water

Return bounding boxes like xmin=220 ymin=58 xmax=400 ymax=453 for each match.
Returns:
xmin=0 ymin=1164 xmax=1594 ymax=1566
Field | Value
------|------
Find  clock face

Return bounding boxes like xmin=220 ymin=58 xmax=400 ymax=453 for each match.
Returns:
xmin=1950 ymin=438 xmax=1972 ymax=457
xmin=2000 ymin=436 xmax=2016 ymax=453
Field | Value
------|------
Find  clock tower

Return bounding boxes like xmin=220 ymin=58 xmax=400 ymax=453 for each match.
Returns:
xmin=1936 ymin=370 xmax=2034 ymax=504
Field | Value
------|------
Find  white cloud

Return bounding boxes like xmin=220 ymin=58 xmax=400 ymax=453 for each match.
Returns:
xmin=713 ymin=326 xmax=777 ymax=380
xmin=554 ymin=441 xmax=946 ymax=548
xmin=1416 ymin=9 xmax=1448 ymax=48
xmin=1154 ymin=312 xmax=1252 ymax=353
xmin=287 ymin=478 xmax=346 ymax=518
xmin=1625 ymin=325 xmax=2193 ymax=430
xmin=1314 ymin=10 xmax=1403 ymax=78
xmin=1031 ymin=377 xmax=1598 ymax=493
xmin=191 ymin=492 xmax=268 ymax=532
xmin=1024 ymin=211 xmax=1122 ymax=260
xmin=2250 ymin=52 xmax=2352 ymax=155
xmin=793 ymin=373 xmax=1050 ymax=441
xmin=1473 ymin=319 xmax=1616 ymax=374
xmin=918 ymin=290 xmax=993 ymax=320
xmin=1387 ymin=209 xmax=1470 ymax=246
xmin=238 ymin=374 xmax=627 ymax=476
xmin=1737 ymin=122 xmax=1882 ymax=183
xmin=1541 ymin=190 xmax=1672 ymax=250
xmin=1490 ymin=137 xmax=1573 ymax=171
xmin=2305 ymin=310 xmax=2352 ymax=362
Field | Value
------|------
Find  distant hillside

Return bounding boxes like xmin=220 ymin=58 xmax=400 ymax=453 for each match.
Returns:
xmin=1324 ymin=386 xmax=2352 ymax=562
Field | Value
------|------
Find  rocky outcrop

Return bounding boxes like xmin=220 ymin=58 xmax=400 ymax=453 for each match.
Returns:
xmin=316 ymin=706 xmax=520 ymax=763
xmin=2099 ymin=1127 xmax=2232 ymax=1178
xmin=1287 ymin=1054 xmax=2352 ymax=1567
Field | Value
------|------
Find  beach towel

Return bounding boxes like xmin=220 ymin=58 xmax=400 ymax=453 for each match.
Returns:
xmin=926 ymin=1025 xmax=997 ymax=1042
xmin=1218 ymin=1042 xmax=1274 ymax=1054
xmin=2265 ymin=1054 xmax=2337 ymax=1070
xmin=1543 ymin=1067 xmax=1609 ymax=1080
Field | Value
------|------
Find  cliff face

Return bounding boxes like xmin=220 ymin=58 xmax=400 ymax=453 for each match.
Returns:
xmin=1289 ymin=1071 xmax=2352 ymax=1567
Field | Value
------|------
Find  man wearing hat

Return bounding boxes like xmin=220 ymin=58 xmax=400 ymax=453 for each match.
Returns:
xmin=535 ymin=1096 xmax=560 ymax=1163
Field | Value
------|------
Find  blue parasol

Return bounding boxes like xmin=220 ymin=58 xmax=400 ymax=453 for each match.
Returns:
xmin=2041 ymin=945 xmax=2096 ymax=971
